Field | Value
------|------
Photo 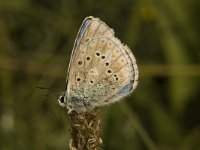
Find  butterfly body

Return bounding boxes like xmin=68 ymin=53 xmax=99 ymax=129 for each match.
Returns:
xmin=59 ymin=16 xmax=138 ymax=112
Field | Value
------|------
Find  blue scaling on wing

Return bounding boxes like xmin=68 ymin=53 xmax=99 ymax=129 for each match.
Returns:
xmin=118 ymin=83 xmax=132 ymax=95
xmin=66 ymin=17 xmax=92 ymax=90
xmin=76 ymin=18 xmax=91 ymax=45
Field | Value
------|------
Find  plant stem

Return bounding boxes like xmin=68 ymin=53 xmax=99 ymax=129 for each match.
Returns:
xmin=69 ymin=109 xmax=102 ymax=150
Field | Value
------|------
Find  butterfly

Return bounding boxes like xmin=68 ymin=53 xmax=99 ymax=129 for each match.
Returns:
xmin=58 ymin=16 xmax=138 ymax=112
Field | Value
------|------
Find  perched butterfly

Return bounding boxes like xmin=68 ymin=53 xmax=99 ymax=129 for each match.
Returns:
xmin=58 ymin=16 xmax=138 ymax=112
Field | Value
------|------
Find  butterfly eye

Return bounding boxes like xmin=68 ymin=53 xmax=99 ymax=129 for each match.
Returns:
xmin=60 ymin=96 xmax=64 ymax=103
xmin=58 ymin=94 xmax=66 ymax=107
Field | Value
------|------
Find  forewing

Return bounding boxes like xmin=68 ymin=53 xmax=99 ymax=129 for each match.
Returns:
xmin=66 ymin=17 xmax=115 ymax=97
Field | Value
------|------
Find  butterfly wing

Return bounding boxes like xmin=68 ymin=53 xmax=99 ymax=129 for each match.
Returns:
xmin=78 ymin=37 xmax=138 ymax=107
xmin=66 ymin=16 xmax=114 ymax=84
xmin=66 ymin=17 xmax=138 ymax=111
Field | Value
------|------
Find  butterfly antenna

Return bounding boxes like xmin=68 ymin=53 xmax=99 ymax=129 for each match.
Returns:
xmin=36 ymin=86 xmax=61 ymax=97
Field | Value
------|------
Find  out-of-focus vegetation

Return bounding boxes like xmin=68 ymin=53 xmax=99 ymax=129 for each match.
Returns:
xmin=0 ymin=0 xmax=199 ymax=150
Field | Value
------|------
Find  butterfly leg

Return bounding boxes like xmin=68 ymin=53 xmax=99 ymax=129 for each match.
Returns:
xmin=67 ymin=109 xmax=76 ymax=115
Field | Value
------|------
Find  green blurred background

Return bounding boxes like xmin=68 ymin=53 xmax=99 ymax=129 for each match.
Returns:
xmin=0 ymin=0 xmax=199 ymax=150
